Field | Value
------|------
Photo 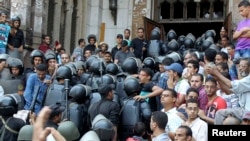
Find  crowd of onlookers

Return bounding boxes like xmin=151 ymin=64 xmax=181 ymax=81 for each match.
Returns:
xmin=1 ymin=0 xmax=250 ymax=141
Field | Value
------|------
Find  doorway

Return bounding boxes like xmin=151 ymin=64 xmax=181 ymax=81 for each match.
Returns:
xmin=163 ymin=22 xmax=223 ymax=42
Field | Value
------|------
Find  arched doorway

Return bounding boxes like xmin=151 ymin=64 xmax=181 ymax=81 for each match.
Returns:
xmin=153 ymin=0 xmax=229 ymax=42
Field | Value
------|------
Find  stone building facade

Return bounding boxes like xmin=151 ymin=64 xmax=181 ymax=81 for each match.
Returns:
xmin=0 ymin=0 xmax=246 ymax=54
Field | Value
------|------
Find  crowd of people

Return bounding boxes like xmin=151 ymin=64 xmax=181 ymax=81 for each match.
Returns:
xmin=1 ymin=0 xmax=250 ymax=141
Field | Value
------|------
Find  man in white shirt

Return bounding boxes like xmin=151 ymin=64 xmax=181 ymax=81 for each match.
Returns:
xmin=160 ymin=88 xmax=184 ymax=140
xmin=185 ymin=98 xmax=208 ymax=141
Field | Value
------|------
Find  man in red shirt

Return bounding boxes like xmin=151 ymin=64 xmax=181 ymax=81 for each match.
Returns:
xmin=38 ymin=35 xmax=51 ymax=53
xmin=198 ymin=77 xmax=227 ymax=125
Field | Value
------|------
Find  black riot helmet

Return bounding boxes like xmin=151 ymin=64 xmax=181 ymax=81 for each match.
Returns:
xmin=121 ymin=57 xmax=142 ymax=74
xmin=194 ymin=37 xmax=202 ymax=50
xmin=167 ymin=29 xmax=177 ymax=42
xmin=205 ymin=29 xmax=216 ymax=39
xmin=193 ymin=51 xmax=204 ymax=62
xmin=92 ymin=114 xmax=115 ymax=141
xmin=143 ymin=57 xmax=156 ymax=70
xmin=89 ymin=59 xmax=106 ymax=75
xmin=69 ymin=84 xmax=91 ymax=104
xmin=124 ymin=76 xmax=141 ymax=96
xmin=105 ymin=63 xmax=120 ymax=75
xmin=199 ymin=38 xmax=213 ymax=52
xmin=45 ymin=51 xmax=56 ymax=62
xmin=209 ymin=44 xmax=220 ymax=52
xmin=30 ymin=49 xmax=44 ymax=65
xmin=65 ymin=62 xmax=77 ymax=76
xmin=56 ymin=66 xmax=72 ymax=80
xmin=184 ymin=37 xmax=194 ymax=49
xmin=177 ymin=35 xmax=185 ymax=46
xmin=85 ymin=55 xmax=98 ymax=70
xmin=167 ymin=39 xmax=180 ymax=51
xmin=98 ymin=74 xmax=116 ymax=89
xmin=0 ymin=94 xmax=22 ymax=116
xmin=150 ymin=27 xmax=161 ymax=40
xmin=74 ymin=61 xmax=86 ymax=72
xmin=8 ymin=58 xmax=24 ymax=75
xmin=166 ymin=51 xmax=183 ymax=63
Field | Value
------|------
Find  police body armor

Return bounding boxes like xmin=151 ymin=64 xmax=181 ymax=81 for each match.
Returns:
xmin=115 ymin=73 xmax=128 ymax=100
xmin=69 ymin=102 xmax=88 ymax=137
xmin=89 ymin=91 xmax=120 ymax=106
xmin=43 ymin=83 xmax=66 ymax=106
xmin=68 ymin=84 xmax=91 ymax=136
xmin=89 ymin=91 xmax=102 ymax=106
xmin=119 ymin=77 xmax=151 ymax=141
xmin=86 ymin=75 xmax=101 ymax=92
xmin=119 ymin=99 xmax=151 ymax=141
xmin=86 ymin=59 xmax=105 ymax=91
xmin=147 ymin=27 xmax=167 ymax=58
xmin=147 ymin=40 xmax=161 ymax=58
xmin=0 ymin=79 xmax=22 ymax=94
xmin=80 ymin=72 xmax=92 ymax=85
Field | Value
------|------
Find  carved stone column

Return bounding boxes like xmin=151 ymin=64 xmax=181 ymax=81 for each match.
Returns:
xmin=75 ymin=0 xmax=83 ymax=45
xmin=52 ymin=0 xmax=62 ymax=41
xmin=63 ymin=0 xmax=73 ymax=53
xmin=132 ymin=0 xmax=148 ymax=38
xmin=30 ymin=0 xmax=45 ymax=49
xmin=53 ymin=0 xmax=62 ymax=43
xmin=0 ymin=0 xmax=10 ymax=14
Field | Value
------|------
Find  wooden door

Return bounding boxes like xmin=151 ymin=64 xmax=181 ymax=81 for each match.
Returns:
xmin=143 ymin=16 xmax=165 ymax=41
xmin=223 ymin=12 xmax=232 ymax=40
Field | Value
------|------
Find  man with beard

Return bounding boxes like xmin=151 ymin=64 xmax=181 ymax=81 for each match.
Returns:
xmin=38 ymin=35 xmax=51 ymax=53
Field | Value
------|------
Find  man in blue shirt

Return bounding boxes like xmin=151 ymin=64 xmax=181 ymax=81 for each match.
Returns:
xmin=0 ymin=11 xmax=11 ymax=54
xmin=23 ymin=64 xmax=51 ymax=115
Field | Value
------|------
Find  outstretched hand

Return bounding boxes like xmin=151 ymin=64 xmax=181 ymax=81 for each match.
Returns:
xmin=204 ymin=63 xmax=218 ymax=76
xmin=32 ymin=106 xmax=66 ymax=141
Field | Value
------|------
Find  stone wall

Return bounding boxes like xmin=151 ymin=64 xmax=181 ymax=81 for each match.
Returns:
xmin=131 ymin=0 xmax=152 ymax=39
xmin=0 ymin=0 xmax=10 ymax=14
xmin=4 ymin=0 xmax=246 ymax=53
xmin=229 ymin=0 xmax=245 ymax=29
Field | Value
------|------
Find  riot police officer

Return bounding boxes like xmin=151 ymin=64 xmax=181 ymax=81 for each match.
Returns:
xmin=69 ymin=84 xmax=91 ymax=137
xmin=119 ymin=77 xmax=151 ymax=141
xmin=0 ymin=94 xmax=26 ymax=141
